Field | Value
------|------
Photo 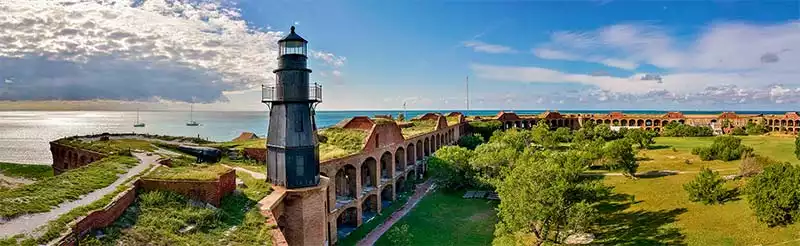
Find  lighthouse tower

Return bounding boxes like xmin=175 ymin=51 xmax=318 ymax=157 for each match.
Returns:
xmin=261 ymin=26 xmax=329 ymax=246
xmin=262 ymin=26 xmax=323 ymax=189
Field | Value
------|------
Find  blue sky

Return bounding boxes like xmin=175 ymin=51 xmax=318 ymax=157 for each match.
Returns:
xmin=1 ymin=1 xmax=799 ymax=111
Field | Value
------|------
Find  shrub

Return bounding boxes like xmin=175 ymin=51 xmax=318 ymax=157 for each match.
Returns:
xmin=457 ymin=134 xmax=484 ymax=150
xmin=468 ymin=120 xmax=503 ymax=141
xmin=691 ymin=135 xmax=752 ymax=161
xmin=428 ymin=146 xmax=475 ymax=190
xmin=683 ymin=168 xmax=730 ymax=204
xmin=745 ymin=163 xmax=800 ymax=226
xmin=661 ymin=122 xmax=713 ymax=137
xmin=623 ymin=128 xmax=657 ymax=149
xmin=739 ymin=154 xmax=780 ymax=177
xmin=746 ymin=121 xmax=768 ymax=135
xmin=603 ymin=139 xmax=638 ymax=177
xmin=795 ymin=135 xmax=800 ymax=160
xmin=730 ymin=127 xmax=747 ymax=136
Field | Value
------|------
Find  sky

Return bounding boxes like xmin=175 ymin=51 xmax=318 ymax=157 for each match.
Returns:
xmin=1 ymin=0 xmax=800 ymax=111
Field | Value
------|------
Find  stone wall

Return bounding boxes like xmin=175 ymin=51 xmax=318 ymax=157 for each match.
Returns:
xmin=139 ymin=169 xmax=236 ymax=206
xmin=50 ymin=142 xmax=107 ymax=175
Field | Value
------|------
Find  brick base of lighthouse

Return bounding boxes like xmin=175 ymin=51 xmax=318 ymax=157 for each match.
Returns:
xmin=265 ymin=177 xmax=330 ymax=246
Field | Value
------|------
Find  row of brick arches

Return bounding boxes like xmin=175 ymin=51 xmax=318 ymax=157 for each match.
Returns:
xmin=328 ymin=127 xmax=459 ymax=243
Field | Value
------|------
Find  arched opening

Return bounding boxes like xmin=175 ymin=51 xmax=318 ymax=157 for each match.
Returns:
xmin=654 ymin=120 xmax=661 ymax=126
xmin=362 ymin=194 xmax=378 ymax=223
xmin=662 ymin=120 xmax=669 ymax=126
xmin=408 ymin=169 xmax=417 ymax=181
xmin=395 ymin=147 xmax=406 ymax=172
xmin=645 ymin=120 xmax=652 ymax=126
xmin=424 ymin=138 xmax=430 ymax=157
xmin=416 ymin=140 xmax=423 ymax=160
xmin=336 ymin=207 xmax=358 ymax=239
xmin=612 ymin=119 xmax=619 ymax=126
xmin=637 ymin=119 xmax=644 ymax=126
xmin=407 ymin=143 xmax=415 ymax=167
xmin=621 ymin=119 xmax=627 ymax=126
xmin=361 ymin=157 xmax=377 ymax=191
xmin=380 ymin=151 xmax=393 ymax=181
xmin=381 ymin=184 xmax=394 ymax=207
xmin=335 ymin=164 xmax=357 ymax=206
xmin=604 ymin=119 xmax=611 ymax=124
xmin=678 ymin=120 xmax=685 ymax=124
xmin=395 ymin=176 xmax=407 ymax=194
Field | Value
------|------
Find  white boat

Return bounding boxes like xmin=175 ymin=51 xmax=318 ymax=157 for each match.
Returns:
xmin=186 ymin=104 xmax=200 ymax=126
xmin=134 ymin=109 xmax=145 ymax=127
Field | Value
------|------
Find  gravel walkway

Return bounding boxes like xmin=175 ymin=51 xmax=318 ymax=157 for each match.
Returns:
xmin=0 ymin=153 xmax=158 ymax=237
xmin=356 ymin=180 xmax=435 ymax=246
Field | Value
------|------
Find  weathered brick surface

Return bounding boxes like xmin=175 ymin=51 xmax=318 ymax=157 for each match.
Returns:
xmin=55 ymin=186 xmax=138 ymax=246
xmin=243 ymin=148 xmax=267 ymax=163
xmin=139 ymin=169 xmax=236 ymax=206
xmin=50 ymin=142 xmax=107 ymax=175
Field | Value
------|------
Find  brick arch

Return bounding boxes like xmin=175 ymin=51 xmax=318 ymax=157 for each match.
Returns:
xmin=395 ymin=176 xmax=407 ymax=194
xmin=381 ymin=183 xmax=394 ymax=202
xmin=336 ymin=206 xmax=359 ymax=238
xmin=423 ymin=138 xmax=430 ymax=157
xmin=395 ymin=147 xmax=406 ymax=171
xmin=416 ymin=140 xmax=423 ymax=159
xmin=380 ymin=151 xmax=393 ymax=180
xmin=360 ymin=157 xmax=377 ymax=190
xmin=361 ymin=194 xmax=379 ymax=222
xmin=407 ymin=143 xmax=416 ymax=165
xmin=335 ymin=164 xmax=357 ymax=202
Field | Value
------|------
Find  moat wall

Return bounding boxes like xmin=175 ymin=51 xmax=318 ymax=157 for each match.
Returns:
xmin=139 ymin=169 xmax=236 ymax=207
xmin=50 ymin=142 xmax=107 ymax=175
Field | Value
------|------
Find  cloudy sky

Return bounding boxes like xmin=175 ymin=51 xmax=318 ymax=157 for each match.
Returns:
xmin=0 ymin=1 xmax=799 ymax=111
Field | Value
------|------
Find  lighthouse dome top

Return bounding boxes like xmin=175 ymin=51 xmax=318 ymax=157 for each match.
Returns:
xmin=279 ymin=26 xmax=307 ymax=43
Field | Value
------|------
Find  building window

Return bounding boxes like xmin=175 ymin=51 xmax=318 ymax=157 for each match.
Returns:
xmin=375 ymin=134 xmax=380 ymax=148
xmin=296 ymin=155 xmax=305 ymax=177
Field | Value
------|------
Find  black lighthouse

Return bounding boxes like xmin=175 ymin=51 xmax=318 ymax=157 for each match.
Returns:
xmin=262 ymin=26 xmax=322 ymax=188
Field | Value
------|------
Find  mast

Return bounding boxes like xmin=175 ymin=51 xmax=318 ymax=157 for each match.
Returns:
xmin=136 ymin=109 xmax=140 ymax=124
xmin=466 ymin=76 xmax=470 ymax=111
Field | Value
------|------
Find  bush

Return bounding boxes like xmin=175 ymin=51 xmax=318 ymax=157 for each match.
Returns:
xmin=730 ymin=127 xmax=747 ymax=136
xmin=745 ymin=163 xmax=800 ymax=226
xmin=739 ymin=154 xmax=780 ymax=177
xmin=603 ymin=139 xmax=638 ymax=177
xmin=623 ymin=128 xmax=657 ymax=149
xmin=746 ymin=121 xmax=768 ymax=135
xmin=468 ymin=120 xmax=503 ymax=141
xmin=457 ymin=134 xmax=484 ymax=150
xmin=661 ymin=122 xmax=713 ymax=137
xmin=683 ymin=168 xmax=730 ymax=204
xmin=691 ymin=135 xmax=753 ymax=161
xmin=795 ymin=135 xmax=800 ymax=160
xmin=428 ymin=146 xmax=475 ymax=190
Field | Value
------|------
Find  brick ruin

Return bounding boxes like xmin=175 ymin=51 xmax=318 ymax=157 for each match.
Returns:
xmin=50 ymin=142 xmax=107 ymax=175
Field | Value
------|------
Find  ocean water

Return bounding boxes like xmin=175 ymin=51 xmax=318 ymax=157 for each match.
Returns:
xmin=0 ymin=109 xmax=790 ymax=165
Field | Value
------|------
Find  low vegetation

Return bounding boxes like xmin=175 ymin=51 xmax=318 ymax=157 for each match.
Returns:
xmin=603 ymin=139 xmax=639 ymax=177
xmin=446 ymin=116 xmax=461 ymax=126
xmin=401 ymin=120 xmax=437 ymax=138
xmin=0 ymin=156 xmax=138 ymax=219
xmin=457 ymin=134 xmax=483 ymax=150
xmin=144 ymin=165 xmax=231 ymax=181
xmin=660 ymin=122 xmax=714 ymax=137
xmin=211 ymin=139 xmax=266 ymax=150
xmin=691 ymin=135 xmax=753 ymax=161
xmin=0 ymin=162 xmax=53 ymax=180
xmin=318 ymin=127 xmax=367 ymax=160
xmin=56 ymin=138 xmax=155 ymax=155
xmin=467 ymin=120 xmax=502 ymax=141
xmin=745 ymin=162 xmax=800 ymax=227
xmin=683 ymin=168 xmax=731 ymax=205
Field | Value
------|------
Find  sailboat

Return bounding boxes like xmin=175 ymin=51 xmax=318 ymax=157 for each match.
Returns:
xmin=133 ymin=109 xmax=145 ymax=127
xmin=186 ymin=103 xmax=200 ymax=126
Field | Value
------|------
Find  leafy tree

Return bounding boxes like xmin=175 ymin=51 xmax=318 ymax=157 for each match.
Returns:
xmin=428 ymin=146 xmax=475 ymax=190
xmin=691 ymin=135 xmax=753 ymax=161
xmin=495 ymin=150 xmax=608 ymax=245
xmin=457 ymin=133 xmax=484 ymax=150
xmin=593 ymin=124 xmax=621 ymax=141
xmin=531 ymin=121 xmax=559 ymax=150
xmin=397 ymin=113 xmax=405 ymax=122
xmin=721 ymin=119 xmax=732 ymax=128
xmin=740 ymin=153 xmax=780 ymax=177
xmin=468 ymin=120 xmax=503 ymax=141
xmin=571 ymin=138 xmax=606 ymax=166
xmin=623 ymin=128 xmax=656 ymax=149
xmin=745 ymin=163 xmax=800 ymax=226
xmin=683 ymin=167 xmax=729 ymax=204
xmin=603 ymin=139 xmax=638 ymax=177
xmin=470 ymin=142 xmax=519 ymax=188
xmin=490 ymin=128 xmax=534 ymax=151
xmin=795 ymin=134 xmax=800 ymax=160
xmin=552 ymin=127 xmax=573 ymax=143
xmin=745 ymin=121 xmax=768 ymax=135
xmin=730 ymin=127 xmax=747 ymax=136
xmin=661 ymin=122 xmax=713 ymax=137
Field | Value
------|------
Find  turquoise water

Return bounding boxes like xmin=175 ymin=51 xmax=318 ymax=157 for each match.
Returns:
xmin=0 ymin=109 xmax=790 ymax=164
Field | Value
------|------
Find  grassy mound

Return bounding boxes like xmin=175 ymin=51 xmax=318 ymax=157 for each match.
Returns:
xmin=402 ymin=120 xmax=437 ymax=138
xmin=144 ymin=165 xmax=231 ymax=181
xmin=319 ymin=128 xmax=367 ymax=161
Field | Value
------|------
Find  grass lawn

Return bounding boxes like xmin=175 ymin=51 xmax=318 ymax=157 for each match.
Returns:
xmin=0 ymin=163 xmax=53 ymax=180
xmin=594 ymin=135 xmax=800 ymax=245
xmin=336 ymin=181 xmax=423 ymax=246
xmin=143 ymin=165 xmax=231 ymax=181
xmin=401 ymin=120 xmax=437 ymax=138
xmin=57 ymin=138 xmax=156 ymax=155
xmin=319 ymin=127 xmax=367 ymax=161
xmin=0 ymin=156 xmax=138 ymax=219
xmin=374 ymin=190 xmax=498 ymax=246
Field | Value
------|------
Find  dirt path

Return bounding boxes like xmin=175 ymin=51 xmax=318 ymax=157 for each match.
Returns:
xmin=0 ymin=173 xmax=34 ymax=187
xmin=356 ymin=180 xmax=435 ymax=246
xmin=586 ymin=167 xmax=740 ymax=177
xmin=0 ymin=153 xmax=159 ymax=237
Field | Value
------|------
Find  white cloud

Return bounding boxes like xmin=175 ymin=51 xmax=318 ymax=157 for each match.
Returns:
xmin=463 ymin=41 xmax=517 ymax=54
xmin=311 ymin=50 xmax=347 ymax=67
xmin=0 ymin=0 xmax=342 ymax=102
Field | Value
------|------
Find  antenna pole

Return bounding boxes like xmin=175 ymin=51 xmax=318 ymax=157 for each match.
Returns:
xmin=466 ymin=76 xmax=470 ymax=111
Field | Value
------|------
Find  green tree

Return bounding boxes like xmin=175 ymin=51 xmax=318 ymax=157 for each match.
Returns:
xmin=745 ymin=163 xmax=800 ymax=226
xmin=795 ymin=134 xmax=800 ymax=160
xmin=495 ymin=150 xmax=608 ymax=245
xmin=457 ymin=133 xmax=484 ymax=150
xmin=745 ymin=121 xmax=767 ymax=135
xmin=397 ymin=113 xmax=405 ymax=122
xmin=490 ymin=128 xmax=534 ymax=151
xmin=683 ymin=167 xmax=730 ymax=204
xmin=623 ymin=128 xmax=656 ymax=149
xmin=428 ymin=146 xmax=474 ymax=190
xmin=470 ymin=142 xmax=519 ymax=188
xmin=531 ymin=121 xmax=559 ymax=150
xmin=691 ymin=135 xmax=753 ymax=161
xmin=552 ymin=127 xmax=573 ymax=143
xmin=468 ymin=120 xmax=503 ymax=141
xmin=730 ymin=127 xmax=747 ymax=136
xmin=604 ymin=139 xmax=638 ymax=177
xmin=571 ymin=138 xmax=606 ymax=166
xmin=593 ymin=124 xmax=621 ymax=141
